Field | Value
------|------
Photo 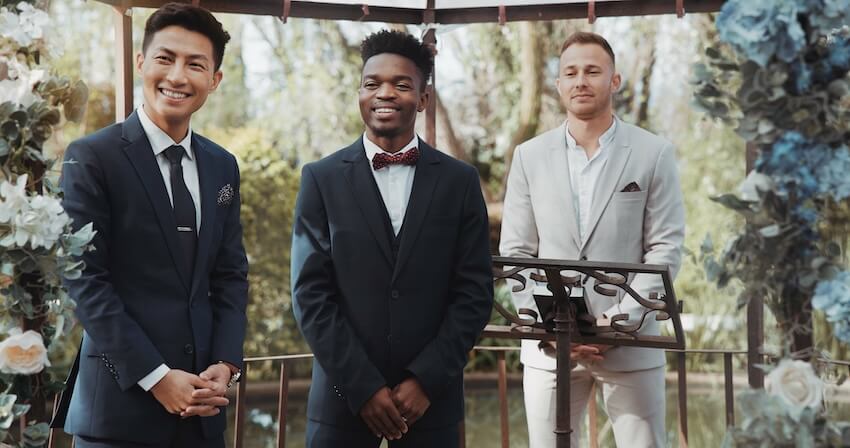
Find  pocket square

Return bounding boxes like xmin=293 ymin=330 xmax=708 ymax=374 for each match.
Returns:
xmin=217 ymin=184 xmax=234 ymax=206
xmin=620 ymin=182 xmax=641 ymax=193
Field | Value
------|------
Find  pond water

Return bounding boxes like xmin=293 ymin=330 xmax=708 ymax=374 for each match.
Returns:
xmin=47 ymin=379 xmax=849 ymax=447
xmin=223 ymin=381 xmax=850 ymax=448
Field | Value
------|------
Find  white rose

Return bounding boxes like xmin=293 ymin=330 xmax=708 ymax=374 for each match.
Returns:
xmin=765 ymin=359 xmax=824 ymax=417
xmin=0 ymin=329 xmax=50 ymax=375
xmin=737 ymin=171 xmax=774 ymax=202
xmin=0 ymin=174 xmax=28 ymax=224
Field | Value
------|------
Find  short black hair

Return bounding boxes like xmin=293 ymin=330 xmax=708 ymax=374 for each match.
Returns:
xmin=360 ymin=30 xmax=433 ymax=89
xmin=142 ymin=2 xmax=230 ymax=71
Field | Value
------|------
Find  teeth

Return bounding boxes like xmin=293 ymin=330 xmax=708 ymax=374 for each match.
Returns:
xmin=375 ymin=108 xmax=395 ymax=113
xmin=161 ymin=89 xmax=188 ymax=99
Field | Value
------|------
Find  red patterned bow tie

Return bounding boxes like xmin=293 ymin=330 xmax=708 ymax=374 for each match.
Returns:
xmin=372 ymin=147 xmax=420 ymax=170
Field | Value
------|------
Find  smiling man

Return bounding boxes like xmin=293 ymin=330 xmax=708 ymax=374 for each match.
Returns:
xmin=291 ymin=30 xmax=493 ymax=448
xmin=52 ymin=3 xmax=248 ymax=447
xmin=500 ymin=32 xmax=685 ymax=447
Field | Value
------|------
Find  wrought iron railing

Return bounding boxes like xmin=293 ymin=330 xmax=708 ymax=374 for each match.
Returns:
xmin=45 ymin=346 xmax=850 ymax=448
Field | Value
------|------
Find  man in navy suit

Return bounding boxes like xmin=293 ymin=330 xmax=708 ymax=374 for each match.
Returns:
xmin=291 ymin=30 xmax=494 ymax=448
xmin=52 ymin=3 xmax=248 ymax=447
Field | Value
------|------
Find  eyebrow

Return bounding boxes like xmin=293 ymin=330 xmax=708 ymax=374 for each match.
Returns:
xmin=362 ymin=74 xmax=416 ymax=83
xmin=152 ymin=47 xmax=211 ymax=63
xmin=562 ymin=64 xmax=603 ymax=71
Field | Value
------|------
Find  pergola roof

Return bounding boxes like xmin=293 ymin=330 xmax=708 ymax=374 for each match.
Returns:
xmin=94 ymin=0 xmax=725 ymax=24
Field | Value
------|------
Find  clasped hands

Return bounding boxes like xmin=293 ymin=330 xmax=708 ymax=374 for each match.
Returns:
xmin=360 ymin=378 xmax=431 ymax=440
xmin=543 ymin=341 xmax=612 ymax=363
xmin=150 ymin=363 xmax=232 ymax=418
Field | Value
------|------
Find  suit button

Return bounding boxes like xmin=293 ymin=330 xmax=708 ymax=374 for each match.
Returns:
xmin=387 ymin=334 xmax=392 ymax=343
xmin=184 ymin=344 xmax=194 ymax=355
xmin=580 ymin=255 xmax=587 ymax=261
xmin=391 ymin=290 xmax=400 ymax=300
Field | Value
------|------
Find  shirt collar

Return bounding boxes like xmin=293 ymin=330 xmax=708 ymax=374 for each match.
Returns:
xmin=565 ymin=117 xmax=617 ymax=155
xmin=363 ymin=133 xmax=419 ymax=163
xmin=137 ymin=105 xmax=194 ymax=160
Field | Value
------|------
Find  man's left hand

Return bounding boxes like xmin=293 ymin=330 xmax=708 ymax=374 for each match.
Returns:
xmin=181 ymin=363 xmax=232 ymax=418
xmin=391 ymin=378 xmax=431 ymax=427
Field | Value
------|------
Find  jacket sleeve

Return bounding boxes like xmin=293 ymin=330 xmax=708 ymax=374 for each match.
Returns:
xmin=208 ymin=158 xmax=249 ymax=369
xmin=61 ymin=140 xmax=164 ymax=391
xmin=291 ymin=164 xmax=386 ymax=415
xmin=405 ymin=166 xmax=494 ymax=400
xmin=498 ymin=146 xmax=542 ymax=321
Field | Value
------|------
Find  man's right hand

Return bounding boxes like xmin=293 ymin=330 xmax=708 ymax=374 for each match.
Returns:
xmin=359 ymin=387 xmax=408 ymax=440
xmin=150 ymin=369 xmax=228 ymax=415
xmin=570 ymin=343 xmax=606 ymax=362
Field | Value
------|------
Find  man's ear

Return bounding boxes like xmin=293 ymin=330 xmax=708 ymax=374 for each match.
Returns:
xmin=135 ymin=52 xmax=145 ymax=75
xmin=611 ymin=72 xmax=622 ymax=93
xmin=210 ymin=70 xmax=223 ymax=92
xmin=417 ymin=85 xmax=430 ymax=113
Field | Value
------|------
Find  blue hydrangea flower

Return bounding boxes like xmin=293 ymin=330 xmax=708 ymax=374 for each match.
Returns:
xmin=717 ymin=0 xmax=805 ymax=66
xmin=827 ymin=34 xmax=850 ymax=73
xmin=798 ymin=0 xmax=850 ymax=33
xmin=789 ymin=60 xmax=813 ymax=94
xmin=757 ymin=133 xmax=850 ymax=203
xmin=813 ymin=270 xmax=850 ymax=343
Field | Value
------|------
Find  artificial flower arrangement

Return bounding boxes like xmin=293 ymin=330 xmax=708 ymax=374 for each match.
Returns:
xmin=694 ymin=0 xmax=850 ymax=445
xmin=0 ymin=1 xmax=93 ymax=446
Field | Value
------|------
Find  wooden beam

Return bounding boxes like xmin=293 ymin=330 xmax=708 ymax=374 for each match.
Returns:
xmin=92 ymin=0 xmax=726 ymax=24
xmin=114 ymin=5 xmax=134 ymax=122
xmin=423 ymin=27 xmax=436 ymax=147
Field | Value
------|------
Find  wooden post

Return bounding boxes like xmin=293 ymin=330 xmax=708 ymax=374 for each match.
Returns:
xmin=114 ymin=5 xmax=134 ymax=122
xmin=745 ymin=141 xmax=764 ymax=388
xmin=422 ymin=27 xmax=436 ymax=147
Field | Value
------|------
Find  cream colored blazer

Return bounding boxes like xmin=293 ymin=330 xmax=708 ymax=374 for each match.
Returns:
xmin=499 ymin=118 xmax=685 ymax=372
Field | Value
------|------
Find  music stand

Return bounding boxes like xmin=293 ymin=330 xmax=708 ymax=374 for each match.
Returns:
xmin=482 ymin=256 xmax=686 ymax=448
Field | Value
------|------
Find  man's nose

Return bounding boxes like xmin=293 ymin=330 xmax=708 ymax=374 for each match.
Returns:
xmin=165 ymin=62 xmax=188 ymax=85
xmin=376 ymin=83 xmax=396 ymax=98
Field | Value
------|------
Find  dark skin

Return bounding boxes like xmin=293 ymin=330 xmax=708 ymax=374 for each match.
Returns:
xmin=356 ymin=52 xmax=431 ymax=439
xmin=358 ymin=53 xmax=429 ymax=154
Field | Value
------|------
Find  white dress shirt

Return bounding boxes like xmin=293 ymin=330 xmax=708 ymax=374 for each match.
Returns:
xmin=363 ymin=133 xmax=418 ymax=236
xmin=565 ymin=119 xmax=617 ymax=243
xmin=135 ymin=105 xmax=202 ymax=391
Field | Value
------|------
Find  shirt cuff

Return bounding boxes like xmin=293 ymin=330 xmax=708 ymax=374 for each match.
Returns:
xmin=137 ymin=364 xmax=169 ymax=391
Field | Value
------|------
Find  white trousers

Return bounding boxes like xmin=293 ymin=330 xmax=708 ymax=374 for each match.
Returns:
xmin=523 ymin=363 xmax=666 ymax=448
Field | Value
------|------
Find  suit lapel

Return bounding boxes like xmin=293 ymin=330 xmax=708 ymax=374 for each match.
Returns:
xmin=581 ymin=120 xmax=632 ymax=251
xmin=120 ymin=112 xmax=191 ymax=293
xmin=392 ymin=142 xmax=441 ymax=283
xmin=548 ymin=124 xmax=582 ymax=250
xmin=342 ymin=139 xmax=394 ymax=266
xmin=189 ymin=135 xmax=217 ymax=299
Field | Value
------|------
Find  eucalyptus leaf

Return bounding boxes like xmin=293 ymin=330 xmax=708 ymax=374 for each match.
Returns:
xmin=0 ymin=138 xmax=9 ymax=158
xmin=711 ymin=193 xmax=753 ymax=211
xmin=22 ymin=422 xmax=49 ymax=447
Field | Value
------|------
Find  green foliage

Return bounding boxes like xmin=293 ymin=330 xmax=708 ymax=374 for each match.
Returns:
xmin=722 ymin=389 xmax=850 ymax=448
xmin=200 ymin=126 xmax=307 ymax=378
xmin=466 ymin=283 xmax=521 ymax=372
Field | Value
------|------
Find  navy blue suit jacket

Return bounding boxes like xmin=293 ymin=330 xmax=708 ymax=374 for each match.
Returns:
xmin=52 ymin=112 xmax=248 ymax=444
xmin=291 ymin=138 xmax=493 ymax=430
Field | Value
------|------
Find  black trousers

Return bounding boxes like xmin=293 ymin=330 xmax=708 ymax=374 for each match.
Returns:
xmin=73 ymin=417 xmax=224 ymax=448
xmin=306 ymin=419 xmax=460 ymax=448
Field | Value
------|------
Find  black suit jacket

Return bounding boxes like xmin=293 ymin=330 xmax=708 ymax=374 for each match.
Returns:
xmin=52 ymin=112 xmax=249 ymax=443
xmin=291 ymin=138 xmax=493 ymax=430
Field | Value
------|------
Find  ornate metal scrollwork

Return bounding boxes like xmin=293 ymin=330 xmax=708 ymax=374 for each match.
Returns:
xmin=489 ymin=257 xmax=685 ymax=349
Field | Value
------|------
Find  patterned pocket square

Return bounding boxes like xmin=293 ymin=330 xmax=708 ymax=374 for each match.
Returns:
xmin=620 ymin=182 xmax=641 ymax=193
xmin=217 ymin=184 xmax=234 ymax=206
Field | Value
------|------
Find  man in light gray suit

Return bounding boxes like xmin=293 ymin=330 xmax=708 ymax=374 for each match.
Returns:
xmin=499 ymin=32 xmax=685 ymax=447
